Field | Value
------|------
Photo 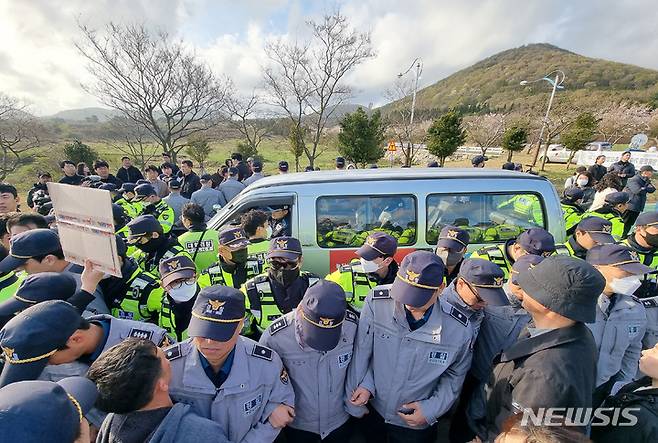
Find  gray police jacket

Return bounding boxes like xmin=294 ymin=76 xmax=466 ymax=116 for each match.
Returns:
xmin=348 ymin=285 xmax=473 ymax=428
xmin=586 ymin=293 xmax=647 ymax=387
xmin=259 ymin=310 xmax=358 ymax=438
xmin=166 ymin=336 xmax=295 ymax=443
xmin=640 ymin=295 xmax=658 ymax=351
xmin=39 ymin=315 xmax=173 ymax=426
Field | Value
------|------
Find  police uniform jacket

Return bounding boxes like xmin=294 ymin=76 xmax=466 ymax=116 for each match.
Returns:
xmin=166 ymin=336 xmax=295 ymax=443
xmin=586 ymin=293 xmax=647 ymax=388
xmin=348 ymin=285 xmax=473 ymax=428
xmin=259 ymin=310 xmax=358 ymax=438
xmin=483 ymin=323 xmax=597 ymax=439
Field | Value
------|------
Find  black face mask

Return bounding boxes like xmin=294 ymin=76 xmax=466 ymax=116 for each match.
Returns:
xmin=445 ymin=251 xmax=464 ymax=267
xmin=269 ymin=267 xmax=300 ymax=287
xmin=643 ymin=232 xmax=658 ymax=248
xmin=138 ymin=235 xmax=164 ymax=253
xmin=231 ymin=249 xmax=249 ymax=265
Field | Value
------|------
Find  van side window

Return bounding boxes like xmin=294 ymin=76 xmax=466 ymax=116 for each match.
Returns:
xmin=316 ymin=196 xmax=416 ymax=248
xmin=426 ymin=193 xmax=545 ymax=244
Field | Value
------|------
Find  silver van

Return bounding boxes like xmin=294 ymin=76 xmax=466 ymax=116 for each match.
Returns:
xmin=208 ymin=169 xmax=565 ymax=276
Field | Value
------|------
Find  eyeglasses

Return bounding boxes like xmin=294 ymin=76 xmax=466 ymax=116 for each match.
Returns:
xmin=168 ymin=278 xmax=196 ymax=290
xmin=462 ymin=279 xmax=485 ymax=304
xmin=269 ymin=259 xmax=298 ymax=270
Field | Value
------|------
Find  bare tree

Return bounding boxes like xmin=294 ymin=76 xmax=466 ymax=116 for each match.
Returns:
xmin=596 ymin=103 xmax=652 ymax=144
xmin=105 ymin=117 xmax=159 ymax=170
xmin=263 ymin=11 xmax=374 ymax=168
xmin=76 ymin=23 xmax=229 ymax=161
xmin=225 ymin=90 xmax=274 ymax=154
xmin=383 ymin=78 xmax=424 ymax=166
xmin=464 ymin=113 xmax=506 ymax=156
xmin=0 ymin=93 xmax=41 ymax=180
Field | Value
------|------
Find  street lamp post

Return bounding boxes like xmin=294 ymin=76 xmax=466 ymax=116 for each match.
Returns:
xmin=520 ymin=70 xmax=565 ymax=170
xmin=398 ymin=58 xmax=423 ymax=166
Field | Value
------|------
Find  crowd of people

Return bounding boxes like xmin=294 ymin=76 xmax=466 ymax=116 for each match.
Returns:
xmin=0 ymin=151 xmax=656 ymax=443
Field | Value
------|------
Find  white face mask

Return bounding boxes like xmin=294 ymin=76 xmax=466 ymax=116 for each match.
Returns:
xmin=266 ymin=225 xmax=273 ymax=239
xmin=168 ymin=284 xmax=197 ymax=303
xmin=609 ymin=275 xmax=642 ymax=296
xmin=436 ymin=249 xmax=449 ymax=266
xmin=360 ymin=257 xmax=381 ymax=273
xmin=576 ymin=179 xmax=589 ymax=187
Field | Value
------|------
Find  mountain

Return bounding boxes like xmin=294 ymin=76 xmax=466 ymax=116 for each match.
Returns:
xmin=382 ymin=43 xmax=658 ymax=116
xmin=45 ymin=107 xmax=122 ymax=122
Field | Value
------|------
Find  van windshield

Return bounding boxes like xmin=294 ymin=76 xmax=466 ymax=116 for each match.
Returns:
xmin=426 ymin=193 xmax=545 ymax=245
xmin=316 ymin=195 xmax=416 ymax=248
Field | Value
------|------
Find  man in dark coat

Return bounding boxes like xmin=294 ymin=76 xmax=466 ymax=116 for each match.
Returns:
xmin=608 ymin=151 xmax=636 ymax=186
xmin=481 ymin=255 xmax=605 ymax=440
xmin=179 ymin=160 xmax=201 ymax=199
xmin=623 ymin=165 xmax=656 ymax=237
xmin=116 ymin=157 xmax=144 ymax=183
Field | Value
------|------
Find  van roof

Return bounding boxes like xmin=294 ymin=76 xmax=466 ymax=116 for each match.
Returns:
xmin=246 ymin=168 xmax=548 ymax=190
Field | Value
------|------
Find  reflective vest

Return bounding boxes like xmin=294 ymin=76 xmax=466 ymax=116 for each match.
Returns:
xmin=242 ymin=272 xmax=319 ymax=333
xmin=111 ymin=267 xmax=164 ymax=322
xmin=159 ymin=278 xmax=212 ymax=342
xmin=246 ymin=239 xmax=270 ymax=280
xmin=322 ymin=228 xmax=359 ymax=247
xmin=115 ymin=197 xmax=137 ymax=219
xmin=131 ymin=244 xmax=191 ymax=277
xmin=397 ymin=227 xmax=416 ymax=245
xmin=469 ymin=244 xmax=512 ymax=279
xmin=326 ymin=260 xmax=378 ymax=312
xmin=178 ymin=229 xmax=220 ymax=273
xmin=562 ymin=203 xmax=584 ymax=234
xmin=583 ymin=211 xmax=625 ymax=241
xmin=197 ymin=264 xmax=235 ymax=288
xmin=138 ymin=200 xmax=175 ymax=234
xmin=482 ymin=225 xmax=523 ymax=243
xmin=0 ymin=272 xmax=23 ymax=303
xmin=498 ymin=195 xmax=543 ymax=225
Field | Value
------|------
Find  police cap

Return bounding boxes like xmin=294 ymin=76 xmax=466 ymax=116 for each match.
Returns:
xmin=133 ymin=184 xmax=157 ymax=201
xmin=168 ymin=178 xmax=181 ymax=189
xmin=604 ymin=191 xmax=630 ymax=205
xmin=99 ymin=183 xmax=118 ymax=192
xmin=356 ymin=231 xmax=398 ymax=260
xmin=252 ymin=160 xmax=263 ymax=172
xmin=472 ymin=155 xmax=488 ymax=165
xmin=0 ymin=272 xmax=77 ymax=317
xmin=219 ymin=227 xmax=250 ymax=251
xmin=188 ymin=286 xmax=245 ymax=342
xmin=299 ymin=280 xmax=346 ymax=352
xmin=458 ymin=258 xmax=508 ymax=306
xmin=160 ymin=255 xmax=196 ymax=288
xmin=635 ymin=211 xmax=658 ymax=227
xmin=0 ymin=300 xmax=83 ymax=387
xmin=575 ymin=217 xmax=615 ymax=244
xmin=278 ymin=161 xmax=289 ymax=172
xmin=120 ymin=182 xmax=136 ymax=194
xmin=126 ymin=215 xmax=163 ymax=240
xmin=0 ymin=229 xmax=61 ymax=274
xmin=391 ymin=251 xmax=444 ymax=308
xmin=563 ymin=187 xmax=584 ymax=200
xmin=267 ymin=236 xmax=302 ymax=261
xmin=516 ymin=228 xmax=556 ymax=256
xmin=586 ymin=244 xmax=654 ymax=275
xmin=437 ymin=225 xmax=470 ymax=251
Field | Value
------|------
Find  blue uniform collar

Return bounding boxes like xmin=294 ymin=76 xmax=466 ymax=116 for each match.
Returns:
xmin=404 ymin=304 xmax=434 ymax=331
xmin=85 ymin=319 xmax=111 ymax=363
xmin=199 ymin=347 xmax=236 ymax=389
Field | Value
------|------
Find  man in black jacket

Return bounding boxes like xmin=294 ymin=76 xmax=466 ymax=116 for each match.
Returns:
xmin=608 ymin=151 xmax=636 ymax=187
xmin=481 ymin=255 xmax=605 ymax=440
xmin=94 ymin=160 xmax=123 ymax=187
xmin=179 ymin=160 xmax=201 ymax=199
xmin=588 ymin=154 xmax=607 ymax=183
xmin=27 ymin=172 xmax=51 ymax=209
xmin=58 ymin=160 xmax=84 ymax=186
xmin=231 ymin=152 xmax=250 ymax=182
xmin=116 ymin=157 xmax=144 ymax=183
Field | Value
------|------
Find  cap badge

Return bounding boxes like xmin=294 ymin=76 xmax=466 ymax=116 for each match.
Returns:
xmin=319 ymin=317 xmax=335 ymax=327
xmin=406 ymin=269 xmax=420 ymax=283
xmin=168 ymin=260 xmax=180 ymax=270
xmin=276 ymin=239 xmax=288 ymax=250
xmin=366 ymin=236 xmax=377 ymax=246
xmin=233 ymin=231 xmax=243 ymax=239
xmin=494 ymin=277 xmax=503 ymax=286
xmin=602 ymin=225 xmax=612 ymax=233
xmin=208 ymin=299 xmax=225 ymax=311
xmin=629 ymin=251 xmax=640 ymax=261
xmin=2 ymin=347 xmax=16 ymax=360
xmin=447 ymin=229 xmax=458 ymax=238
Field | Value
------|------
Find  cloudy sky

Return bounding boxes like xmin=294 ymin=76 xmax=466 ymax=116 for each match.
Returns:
xmin=1 ymin=0 xmax=656 ymax=115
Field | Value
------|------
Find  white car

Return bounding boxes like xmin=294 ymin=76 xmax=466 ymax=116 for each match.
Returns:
xmin=540 ymin=142 xmax=613 ymax=164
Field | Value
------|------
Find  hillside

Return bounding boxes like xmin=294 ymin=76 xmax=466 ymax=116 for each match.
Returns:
xmin=45 ymin=107 xmax=122 ymax=122
xmin=383 ymin=43 xmax=658 ymax=116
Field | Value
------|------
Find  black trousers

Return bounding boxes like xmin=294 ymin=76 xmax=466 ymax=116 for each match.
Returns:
xmin=623 ymin=210 xmax=641 ymax=238
xmin=360 ymin=406 xmax=437 ymax=443
xmin=277 ymin=419 xmax=353 ymax=443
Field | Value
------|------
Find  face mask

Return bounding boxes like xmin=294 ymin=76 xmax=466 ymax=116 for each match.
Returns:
xmin=137 ymin=236 xmax=162 ymax=253
xmin=360 ymin=257 xmax=381 ymax=273
xmin=168 ymin=284 xmax=197 ymax=303
xmin=576 ymin=179 xmax=588 ymax=187
xmin=266 ymin=225 xmax=273 ymax=239
xmin=610 ymin=275 xmax=642 ymax=296
xmin=270 ymin=267 xmax=300 ymax=287
xmin=436 ymin=249 xmax=462 ymax=267
xmin=503 ymin=282 xmax=523 ymax=308
xmin=230 ymin=249 xmax=249 ymax=265
xmin=643 ymin=232 xmax=658 ymax=248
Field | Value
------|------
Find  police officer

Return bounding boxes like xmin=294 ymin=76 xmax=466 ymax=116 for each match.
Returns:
xmin=586 ymin=244 xmax=651 ymax=404
xmin=472 ymin=155 xmax=487 ymax=168
xmin=241 ymin=209 xmax=271 ymax=278
xmin=621 ymin=212 xmax=658 ymax=351
xmin=560 ymin=216 xmax=616 ymax=260
xmin=583 ymin=191 xmax=629 ymax=240
xmin=133 ymin=183 xmax=175 ymax=234
xmin=198 ymin=227 xmax=251 ymax=289
xmin=0 ymin=376 xmax=98 ymax=443
xmin=104 ymin=235 xmax=164 ymax=323
xmin=165 ymin=286 xmax=295 ymax=442
xmin=260 ymin=280 xmax=359 ymax=442
xmin=112 ymin=203 xmax=131 ymax=240
xmin=126 ymin=215 xmax=191 ymax=277
xmin=115 ymin=182 xmax=138 ymax=218
xmin=481 ymin=256 xmax=605 ymax=440
xmin=159 ymin=255 xmax=208 ymax=341
xmin=326 ymin=231 xmax=398 ymax=313
xmin=269 ymin=205 xmax=291 ymax=238
xmin=470 ymin=227 xmax=557 ymax=279
xmin=178 ymin=202 xmax=220 ymax=273
xmin=243 ymin=236 xmax=319 ymax=337
xmin=347 ymin=251 xmax=473 ymax=442
xmin=434 ymin=225 xmax=470 ymax=285
xmin=561 ymin=187 xmax=585 ymax=234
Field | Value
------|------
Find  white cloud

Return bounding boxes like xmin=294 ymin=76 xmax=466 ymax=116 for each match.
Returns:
xmin=1 ymin=0 xmax=657 ymax=115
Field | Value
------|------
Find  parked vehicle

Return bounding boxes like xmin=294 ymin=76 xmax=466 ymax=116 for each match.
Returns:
xmin=208 ymin=169 xmax=565 ymax=276
xmin=540 ymin=142 xmax=613 ymax=164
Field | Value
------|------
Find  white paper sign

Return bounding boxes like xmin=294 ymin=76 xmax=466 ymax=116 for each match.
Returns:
xmin=46 ymin=183 xmax=122 ymax=277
